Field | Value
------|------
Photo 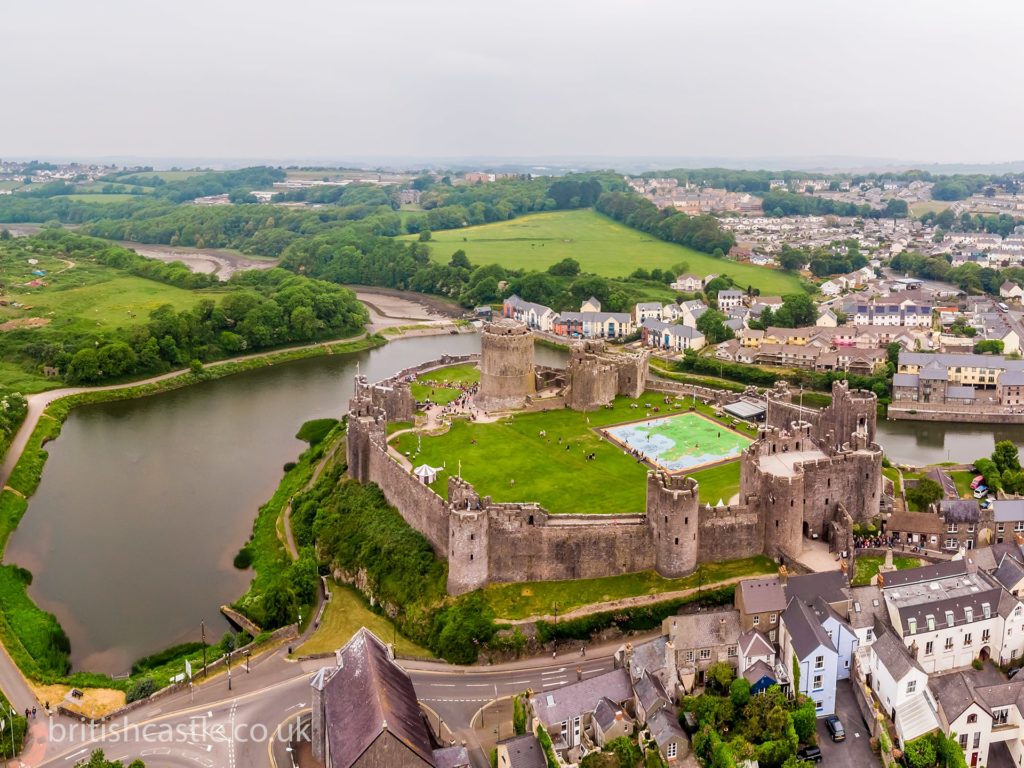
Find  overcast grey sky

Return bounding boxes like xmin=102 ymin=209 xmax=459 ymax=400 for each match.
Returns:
xmin=3 ymin=0 xmax=1021 ymax=165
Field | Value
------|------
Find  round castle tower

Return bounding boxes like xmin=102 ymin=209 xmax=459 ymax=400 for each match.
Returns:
xmin=476 ymin=319 xmax=535 ymax=412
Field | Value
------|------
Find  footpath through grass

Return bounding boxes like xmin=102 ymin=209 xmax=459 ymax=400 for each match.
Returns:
xmin=483 ymin=556 xmax=777 ymax=620
xmin=297 ymin=583 xmax=432 ymax=658
xmin=405 ymin=209 xmax=804 ymax=293
xmin=851 ymin=555 xmax=922 ymax=587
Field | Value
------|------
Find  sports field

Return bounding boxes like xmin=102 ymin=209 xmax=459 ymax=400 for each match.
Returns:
xmin=605 ymin=412 xmax=751 ymax=472
xmin=402 ymin=209 xmax=803 ymax=294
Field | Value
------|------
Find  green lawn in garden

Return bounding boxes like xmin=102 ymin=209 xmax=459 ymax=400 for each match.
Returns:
xmin=851 ymin=555 xmax=922 ymax=587
xmin=483 ymin=555 xmax=777 ymax=619
xmin=950 ymin=470 xmax=976 ymax=499
xmin=403 ymin=209 xmax=803 ymax=292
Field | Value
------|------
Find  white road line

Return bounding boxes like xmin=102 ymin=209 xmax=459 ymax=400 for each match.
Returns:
xmin=508 ymin=680 xmax=531 ymax=685
xmin=541 ymin=667 xmax=566 ymax=676
xmin=542 ymin=679 xmax=568 ymax=688
xmin=430 ymin=683 xmax=456 ymax=687
xmin=466 ymin=683 xmax=490 ymax=688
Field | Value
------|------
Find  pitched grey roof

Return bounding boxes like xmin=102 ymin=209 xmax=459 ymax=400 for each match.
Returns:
xmin=892 ymin=373 xmax=920 ymax=387
xmin=634 ymin=671 xmax=669 ymax=712
xmin=647 ymin=708 xmax=686 ymax=750
xmin=849 ymin=585 xmax=887 ymax=630
xmin=433 ymin=746 xmax=471 ymax=768
xmin=782 ymin=598 xmax=835 ymax=660
xmin=785 ymin=571 xmax=849 ymax=607
xmin=880 ymin=559 xmax=968 ymax=589
xmin=887 ymin=570 xmax=1002 ymax=635
xmin=738 ymin=629 xmax=774 ymax=659
xmin=872 ymin=628 xmax=922 ymax=681
xmin=993 ymin=499 xmax=1024 ymax=522
xmin=1001 ymin=370 xmax=1024 ymax=385
xmin=593 ymin=697 xmax=631 ymax=733
xmin=939 ymin=499 xmax=981 ymax=522
xmin=738 ymin=576 xmax=787 ymax=614
xmin=995 ymin=556 xmax=1024 ymax=591
xmin=317 ymin=628 xmax=435 ymax=768
xmin=531 ymin=668 xmax=634 ymax=728
xmin=743 ymin=659 xmax=777 ymax=685
xmin=496 ymin=735 xmax=547 ymax=768
xmin=931 ymin=672 xmax=991 ymax=722
xmin=666 ymin=609 xmax=741 ymax=649
xmin=945 ymin=386 xmax=976 ymax=400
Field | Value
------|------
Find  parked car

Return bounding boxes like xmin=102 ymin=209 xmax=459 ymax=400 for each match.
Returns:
xmin=974 ymin=485 xmax=989 ymax=499
xmin=825 ymin=715 xmax=846 ymax=742
xmin=971 ymin=475 xmax=985 ymax=490
xmin=797 ymin=746 xmax=823 ymax=762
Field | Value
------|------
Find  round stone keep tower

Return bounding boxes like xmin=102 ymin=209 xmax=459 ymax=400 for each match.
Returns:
xmin=476 ymin=319 xmax=535 ymax=412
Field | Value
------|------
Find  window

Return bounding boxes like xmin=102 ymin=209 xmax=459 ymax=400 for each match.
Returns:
xmin=908 ymin=618 xmax=917 ymax=635
xmin=1017 ymin=522 xmax=1024 ymax=533
xmin=812 ymin=674 xmax=823 ymax=691
xmin=728 ymin=646 xmax=737 ymax=658
xmin=982 ymin=603 xmax=991 ymax=619
xmin=866 ymin=628 xmax=873 ymax=642
xmin=965 ymin=607 xmax=974 ymax=623
xmin=769 ymin=630 xmax=777 ymax=642
xmin=994 ymin=708 xmax=1009 ymax=726
xmin=973 ymin=732 xmax=981 ymax=749
xmin=907 ymin=680 xmax=917 ymax=694
xmin=667 ymin=744 xmax=678 ymax=759
xmin=814 ymin=655 xmax=825 ymax=670
xmin=685 ymin=651 xmax=694 ymax=663
xmin=1013 ymin=649 xmax=1019 ymax=660
xmin=999 ymin=523 xmax=1006 ymax=533
xmin=947 ymin=523 xmax=959 ymax=533
xmin=699 ymin=649 xmax=711 ymax=660
xmin=770 ymin=613 xmax=777 ymax=624
xmin=925 ymin=641 xmax=934 ymax=655
xmin=945 ymin=538 xmax=959 ymax=550
xmin=982 ymin=629 xmax=990 ymax=642
xmin=959 ymin=734 xmax=968 ymax=750
xmin=1017 ymin=605 xmax=1023 ymax=617
xmin=968 ymin=524 xmax=976 ymax=533
xmin=967 ymin=714 xmax=978 ymax=724
xmin=964 ymin=633 xmax=973 ymax=646
xmin=753 ymin=615 xmax=760 ymax=626
xmin=945 ymin=637 xmax=954 ymax=651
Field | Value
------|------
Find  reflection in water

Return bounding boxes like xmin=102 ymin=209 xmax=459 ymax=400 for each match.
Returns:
xmin=6 ymin=333 xmax=537 ymax=674
xmin=876 ymin=419 xmax=1019 ymax=466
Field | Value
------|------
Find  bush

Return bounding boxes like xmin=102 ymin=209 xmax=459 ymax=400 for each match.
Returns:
xmin=233 ymin=546 xmax=254 ymax=569
xmin=126 ymin=676 xmax=158 ymax=703
xmin=296 ymin=418 xmax=339 ymax=445
xmin=131 ymin=642 xmax=205 ymax=675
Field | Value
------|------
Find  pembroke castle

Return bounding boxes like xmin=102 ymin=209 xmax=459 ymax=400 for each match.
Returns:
xmin=346 ymin=319 xmax=883 ymax=595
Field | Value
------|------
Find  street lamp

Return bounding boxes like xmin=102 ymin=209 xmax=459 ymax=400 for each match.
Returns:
xmin=245 ymin=650 xmax=251 ymax=673
xmin=227 ymin=651 xmax=232 ymax=691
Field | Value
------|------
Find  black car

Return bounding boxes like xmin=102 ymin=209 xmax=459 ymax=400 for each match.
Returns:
xmin=825 ymin=715 xmax=846 ymax=742
xmin=797 ymin=746 xmax=823 ymax=762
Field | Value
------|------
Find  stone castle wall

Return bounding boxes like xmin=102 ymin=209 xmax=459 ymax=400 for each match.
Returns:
xmin=346 ymin=355 xmax=884 ymax=596
xmin=565 ymin=340 xmax=650 ymax=411
xmin=477 ymin=320 xmax=535 ymax=412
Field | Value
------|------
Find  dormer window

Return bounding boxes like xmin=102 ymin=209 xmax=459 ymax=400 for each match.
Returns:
xmin=908 ymin=618 xmax=917 ymax=635
xmin=982 ymin=603 xmax=991 ymax=619
xmin=926 ymin=615 xmax=935 ymax=631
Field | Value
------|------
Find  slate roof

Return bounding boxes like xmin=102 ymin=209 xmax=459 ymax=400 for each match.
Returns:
xmin=886 ymin=570 xmax=1002 ymax=635
xmin=892 ymin=373 xmax=920 ymax=387
xmin=880 ymin=559 xmax=968 ymax=589
xmin=785 ymin=571 xmax=849 ymax=608
xmin=665 ymin=609 xmax=741 ymax=650
xmin=993 ymin=499 xmax=1024 ymax=522
xmin=738 ymin=576 xmax=787 ymax=614
xmin=782 ymin=598 xmax=835 ymax=660
xmin=634 ymin=671 xmax=670 ymax=713
xmin=1001 ymin=370 xmax=1024 ymax=386
xmin=647 ymin=708 xmax=686 ymax=750
xmin=939 ymin=499 xmax=981 ymax=522
xmin=849 ymin=585 xmax=887 ymax=630
xmin=738 ymin=629 xmax=774 ymax=659
xmin=945 ymin=386 xmax=977 ymax=400
xmin=531 ymin=668 xmax=633 ymax=728
xmin=742 ymin=659 xmax=777 ymax=686
xmin=495 ymin=735 xmax=547 ymax=768
xmin=433 ymin=746 xmax=472 ymax=768
xmin=316 ymin=628 xmax=435 ymax=768
xmin=886 ymin=510 xmax=944 ymax=536
xmin=593 ymin=697 xmax=631 ymax=733
xmin=871 ymin=627 xmax=922 ymax=681
xmin=931 ymin=672 xmax=987 ymax=722
xmin=995 ymin=555 xmax=1024 ymax=591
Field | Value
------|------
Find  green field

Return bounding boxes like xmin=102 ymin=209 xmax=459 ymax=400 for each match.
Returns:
xmin=483 ymin=555 xmax=777 ymax=619
xmin=688 ymin=461 xmax=742 ymax=504
xmin=392 ymin=392 xmax=745 ymax=515
xmin=296 ymin=583 xmax=432 ymax=657
xmin=117 ymin=170 xmax=206 ymax=183
xmin=851 ymin=555 xmax=922 ymax=587
xmin=403 ymin=209 xmax=803 ymax=293
xmin=950 ymin=470 xmax=976 ymax=498
xmin=910 ymin=200 xmax=953 ymax=218
xmin=410 ymin=363 xmax=480 ymax=405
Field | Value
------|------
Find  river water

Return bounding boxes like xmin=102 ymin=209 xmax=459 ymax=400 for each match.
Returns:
xmin=0 ymin=327 xmax=1002 ymax=673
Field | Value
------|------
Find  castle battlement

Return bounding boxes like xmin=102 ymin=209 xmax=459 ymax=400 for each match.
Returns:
xmin=346 ymin=355 xmax=882 ymax=595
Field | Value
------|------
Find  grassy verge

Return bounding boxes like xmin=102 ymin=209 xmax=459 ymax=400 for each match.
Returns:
xmin=483 ymin=556 xmax=776 ymax=620
xmin=851 ymin=555 xmax=922 ymax=587
xmin=297 ymin=583 xmax=432 ymax=657
xmin=882 ymin=466 xmax=902 ymax=497
xmin=950 ymin=470 xmax=975 ymax=499
xmin=410 ymin=363 xmax=480 ymax=405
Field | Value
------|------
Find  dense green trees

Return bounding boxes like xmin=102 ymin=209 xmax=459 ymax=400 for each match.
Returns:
xmin=76 ymin=750 xmax=145 ymax=768
xmin=906 ymin=478 xmax=944 ymax=510
xmin=753 ymin=294 xmax=817 ymax=328
xmin=596 ymin=192 xmax=736 ymax=255
xmin=890 ymin=250 xmax=1023 ymax=297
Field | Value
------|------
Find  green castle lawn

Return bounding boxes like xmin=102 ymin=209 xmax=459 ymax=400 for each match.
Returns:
xmin=392 ymin=392 xmax=745 ymax=515
xmin=402 ymin=208 xmax=803 ymax=294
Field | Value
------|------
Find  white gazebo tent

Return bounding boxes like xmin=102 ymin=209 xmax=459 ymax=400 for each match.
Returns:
xmin=413 ymin=464 xmax=443 ymax=484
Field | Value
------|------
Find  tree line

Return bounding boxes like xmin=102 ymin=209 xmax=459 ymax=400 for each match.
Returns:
xmin=595 ymin=191 xmax=737 ymax=254
xmin=760 ymin=190 xmax=908 ymax=219
xmin=890 ymin=250 xmax=1024 ymax=296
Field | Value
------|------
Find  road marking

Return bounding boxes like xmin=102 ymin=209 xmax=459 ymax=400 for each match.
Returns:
xmin=543 ymin=679 xmax=568 ymax=688
xmin=430 ymin=683 xmax=456 ymax=687
xmin=541 ymin=667 xmax=566 ymax=676
xmin=64 ymin=748 xmax=88 ymax=761
xmin=508 ymin=680 xmax=531 ymax=685
xmin=466 ymin=683 xmax=490 ymax=688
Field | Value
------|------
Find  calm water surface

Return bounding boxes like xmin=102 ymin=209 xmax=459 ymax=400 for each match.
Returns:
xmin=9 ymin=329 xmax=989 ymax=674
xmin=5 ymin=334 xmax=574 ymax=674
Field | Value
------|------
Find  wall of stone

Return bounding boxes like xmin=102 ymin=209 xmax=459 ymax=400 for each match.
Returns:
xmin=697 ymin=503 xmax=763 ymax=564
xmin=646 ymin=472 xmax=702 ymax=577
xmin=478 ymin=321 xmax=535 ymax=411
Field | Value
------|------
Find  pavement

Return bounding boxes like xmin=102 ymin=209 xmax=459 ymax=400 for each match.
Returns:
xmin=816 ymin=680 xmax=876 ymax=768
